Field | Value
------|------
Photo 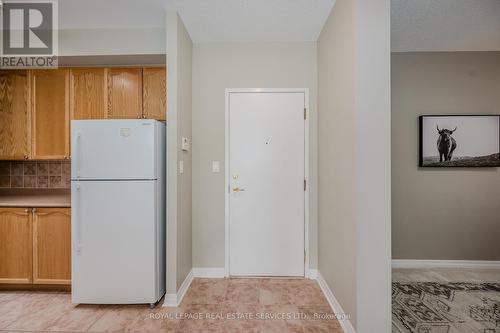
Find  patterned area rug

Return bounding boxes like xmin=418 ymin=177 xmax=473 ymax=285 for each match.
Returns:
xmin=392 ymin=282 xmax=500 ymax=333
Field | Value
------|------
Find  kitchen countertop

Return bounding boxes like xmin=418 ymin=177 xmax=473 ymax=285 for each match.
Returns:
xmin=0 ymin=189 xmax=71 ymax=208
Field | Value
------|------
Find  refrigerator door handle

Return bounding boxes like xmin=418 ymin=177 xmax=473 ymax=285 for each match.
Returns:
xmin=75 ymin=132 xmax=82 ymax=179
xmin=74 ymin=183 xmax=82 ymax=253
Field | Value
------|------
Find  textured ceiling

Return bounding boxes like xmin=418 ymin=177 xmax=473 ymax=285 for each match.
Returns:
xmin=392 ymin=0 xmax=500 ymax=52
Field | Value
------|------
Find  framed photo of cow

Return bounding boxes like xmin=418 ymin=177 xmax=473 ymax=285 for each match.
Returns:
xmin=419 ymin=115 xmax=500 ymax=167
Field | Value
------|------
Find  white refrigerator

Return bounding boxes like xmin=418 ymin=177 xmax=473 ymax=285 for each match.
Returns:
xmin=71 ymin=120 xmax=166 ymax=306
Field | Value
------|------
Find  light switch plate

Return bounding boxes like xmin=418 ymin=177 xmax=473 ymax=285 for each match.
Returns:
xmin=179 ymin=160 xmax=184 ymax=174
xmin=181 ymin=137 xmax=190 ymax=151
xmin=212 ymin=161 xmax=220 ymax=173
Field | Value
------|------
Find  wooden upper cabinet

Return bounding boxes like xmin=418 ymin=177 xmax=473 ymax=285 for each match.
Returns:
xmin=31 ymin=69 xmax=70 ymax=160
xmin=107 ymin=68 xmax=142 ymax=119
xmin=0 ymin=70 xmax=31 ymax=160
xmin=70 ymin=68 xmax=107 ymax=120
xmin=32 ymin=208 xmax=71 ymax=285
xmin=143 ymin=67 xmax=166 ymax=121
xmin=0 ymin=208 xmax=32 ymax=284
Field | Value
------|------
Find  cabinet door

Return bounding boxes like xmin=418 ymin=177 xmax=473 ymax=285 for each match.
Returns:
xmin=0 ymin=208 xmax=32 ymax=284
xmin=142 ymin=67 xmax=166 ymax=121
xmin=70 ymin=68 xmax=107 ymax=120
xmin=33 ymin=208 xmax=71 ymax=285
xmin=107 ymin=68 xmax=142 ymax=119
xmin=0 ymin=70 xmax=31 ymax=160
xmin=32 ymin=69 xmax=70 ymax=159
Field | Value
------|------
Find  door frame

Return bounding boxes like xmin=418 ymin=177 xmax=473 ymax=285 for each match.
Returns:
xmin=224 ymin=88 xmax=310 ymax=278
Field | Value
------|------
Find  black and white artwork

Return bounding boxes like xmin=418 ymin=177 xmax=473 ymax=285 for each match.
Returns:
xmin=419 ymin=115 xmax=500 ymax=167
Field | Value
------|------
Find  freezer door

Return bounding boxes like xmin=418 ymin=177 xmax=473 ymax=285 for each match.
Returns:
xmin=71 ymin=180 xmax=160 ymax=304
xmin=71 ymin=120 xmax=158 ymax=180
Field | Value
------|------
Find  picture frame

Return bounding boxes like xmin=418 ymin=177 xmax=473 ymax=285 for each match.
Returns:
xmin=419 ymin=115 xmax=500 ymax=167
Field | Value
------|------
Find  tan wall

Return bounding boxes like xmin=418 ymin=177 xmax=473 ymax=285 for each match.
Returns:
xmin=318 ymin=0 xmax=391 ymax=331
xmin=191 ymin=42 xmax=318 ymax=269
xmin=317 ymin=0 xmax=357 ymax=327
xmin=392 ymin=52 xmax=500 ymax=260
xmin=176 ymin=16 xmax=193 ymax=290
xmin=166 ymin=12 xmax=193 ymax=294
xmin=59 ymin=28 xmax=165 ymax=56
xmin=354 ymin=0 xmax=392 ymax=330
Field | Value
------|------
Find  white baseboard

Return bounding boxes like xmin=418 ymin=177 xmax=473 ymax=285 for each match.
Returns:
xmin=192 ymin=267 xmax=226 ymax=278
xmin=392 ymin=259 xmax=500 ymax=269
xmin=163 ymin=293 xmax=177 ymax=307
xmin=162 ymin=268 xmax=194 ymax=307
xmin=191 ymin=267 xmax=319 ymax=279
xmin=308 ymin=268 xmax=318 ymax=279
xmin=315 ymin=272 xmax=356 ymax=333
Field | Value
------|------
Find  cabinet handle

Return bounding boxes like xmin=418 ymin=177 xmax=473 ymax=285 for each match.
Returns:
xmin=137 ymin=115 xmax=141 ymax=119
xmin=23 ymin=155 xmax=28 ymax=160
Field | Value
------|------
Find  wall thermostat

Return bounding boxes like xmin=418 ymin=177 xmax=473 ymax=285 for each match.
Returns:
xmin=181 ymin=137 xmax=190 ymax=151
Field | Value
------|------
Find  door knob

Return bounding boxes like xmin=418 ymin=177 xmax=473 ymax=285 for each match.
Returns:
xmin=232 ymin=187 xmax=245 ymax=192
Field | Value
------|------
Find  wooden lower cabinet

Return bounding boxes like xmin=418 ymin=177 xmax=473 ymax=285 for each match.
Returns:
xmin=0 ymin=208 xmax=32 ymax=284
xmin=33 ymin=208 xmax=71 ymax=285
xmin=0 ymin=207 xmax=71 ymax=287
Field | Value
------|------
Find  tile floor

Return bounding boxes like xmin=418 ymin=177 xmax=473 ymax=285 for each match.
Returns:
xmin=0 ymin=278 xmax=343 ymax=333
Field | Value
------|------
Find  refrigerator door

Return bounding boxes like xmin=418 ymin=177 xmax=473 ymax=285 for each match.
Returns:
xmin=71 ymin=120 xmax=158 ymax=180
xmin=71 ymin=180 xmax=160 ymax=304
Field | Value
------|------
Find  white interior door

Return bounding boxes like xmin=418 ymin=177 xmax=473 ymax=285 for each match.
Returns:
xmin=228 ymin=91 xmax=306 ymax=277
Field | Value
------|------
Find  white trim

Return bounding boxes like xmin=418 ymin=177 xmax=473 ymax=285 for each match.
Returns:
xmin=225 ymin=88 xmax=310 ymax=94
xmin=315 ymin=272 xmax=356 ymax=333
xmin=303 ymin=90 xmax=310 ymax=278
xmin=163 ymin=293 xmax=177 ymax=307
xmin=392 ymin=259 xmax=500 ymax=269
xmin=224 ymin=88 xmax=310 ymax=278
xmin=176 ymin=269 xmax=194 ymax=306
xmin=192 ymin=267 xmax=226 ymax=278
xmin=308 ymin=269 xmax=318 ymax=279
xmin=162 ymin=269 xmax=194 ymax=307
xmin=224 ymin=90 xmax=230 ymax=277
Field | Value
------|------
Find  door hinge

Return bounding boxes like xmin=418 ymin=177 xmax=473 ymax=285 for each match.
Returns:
xmin=304 ymin=179 xmax=307 ymax=191
xmin=304 ymin=108 xmax=307 ymax=120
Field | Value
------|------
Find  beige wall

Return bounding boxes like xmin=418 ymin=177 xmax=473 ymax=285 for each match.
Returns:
xmin=166 ymin=12 xmax=193 ymax=294
xmin=59 ymin=28 xmax=165 ymax=56
xmin=318 ymin=0 xmax=391 ymax=331
xmin=317 ymin=0 xmax=357 ymax=326
xmin=176 ymin=16 xmax=193 ymax=290
xmin=191 ymin=42 xmax=318 ymax=269
xmin=354 ymin=0 xmax=391 ymax=331
xmin=392 ymin=52 xmax=500 ymax=260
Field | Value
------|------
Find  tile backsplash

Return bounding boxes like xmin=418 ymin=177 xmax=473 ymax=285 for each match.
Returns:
xmin=0 ymin=161 xmax=70 ymax=189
